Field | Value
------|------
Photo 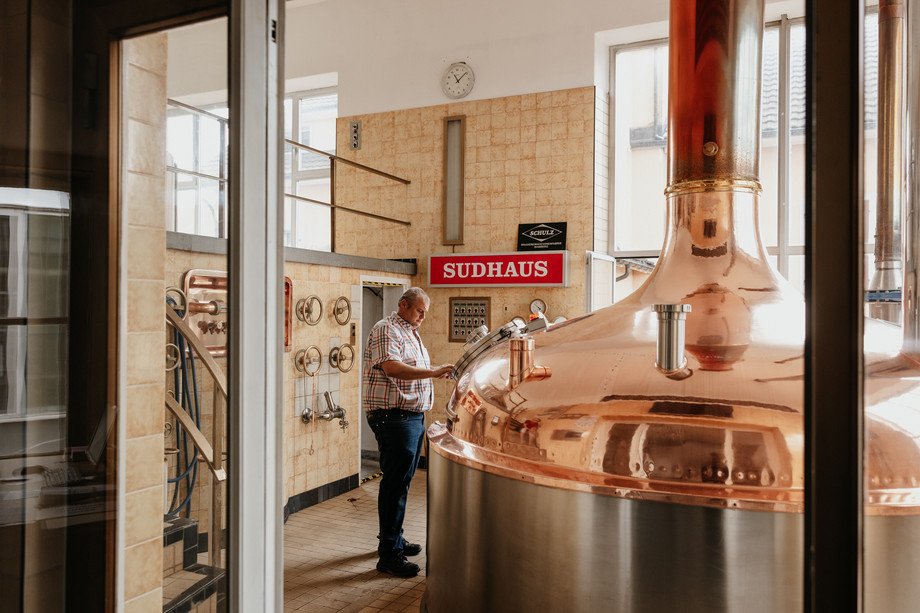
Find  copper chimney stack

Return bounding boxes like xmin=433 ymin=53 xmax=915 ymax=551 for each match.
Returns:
xmin=870 ymin=0 xmax=905 ymax=323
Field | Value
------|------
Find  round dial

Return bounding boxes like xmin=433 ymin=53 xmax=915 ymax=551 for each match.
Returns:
xmin=529 ymin=299 xmax=547 ymax=315
xmin=442 ymin=62 xmax=475 ymax=99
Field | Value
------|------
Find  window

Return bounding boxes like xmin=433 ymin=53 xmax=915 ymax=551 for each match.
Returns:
xmin=609 ymin=17 xmax=809 ymax=297
xmin=164 ymin=89 xmax=338 ymax=250
xmin=166 ymin=101 xmax=229 ymax=237
xmin=283 ymin=88 xmax=337 ymax=250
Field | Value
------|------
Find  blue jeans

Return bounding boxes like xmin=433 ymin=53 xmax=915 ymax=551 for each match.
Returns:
xmin=367 ymin=409 xmax=426 ymax=559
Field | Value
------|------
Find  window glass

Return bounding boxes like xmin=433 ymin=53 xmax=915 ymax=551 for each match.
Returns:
xmin=284 ymin=98 xmax=294 ymax=140
xmin=613 ymin=44 xmax=668 ymax=252
xmin=288 ymin=197 xmax=331 ymax=251
xmin=760 ymin=26 xmax=780 ymax=249
xmin=197 ymin=177 xmax=222 ymax=237
xmin=789 ymin=23 xmax=807 ymax=248
xmin=863 ymin=10 xmax=879 ymax=282
xmin=167 ymin=112 xmax=196 ymax=171
xmin=298 ymin=93 xmax=337 ymax=171
xmin=284 ymin=90 xmax=337 ymax=249
xmin=199 ymin=115 xmax=224 ymax=178
xmin=166 ymin=103 xmax=228 ymax=236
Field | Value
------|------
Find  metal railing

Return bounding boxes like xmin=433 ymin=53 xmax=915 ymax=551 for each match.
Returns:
xmin=284 ymin=139 xmax=411 ymax=251
xmin=165 ymin=303 xmax=227 ymax=569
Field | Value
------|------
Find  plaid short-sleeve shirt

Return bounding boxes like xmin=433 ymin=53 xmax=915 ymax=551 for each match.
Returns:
xmin=362 ymin=312 xmax=433 ymax=414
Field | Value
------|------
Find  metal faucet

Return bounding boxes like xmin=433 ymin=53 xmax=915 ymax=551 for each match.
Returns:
xmin=300 ymin=392 xmax=349 ymax=430
xmin=322 ymin=391 xmax=349 ymax=431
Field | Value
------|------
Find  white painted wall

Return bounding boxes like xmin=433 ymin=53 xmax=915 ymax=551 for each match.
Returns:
xmin=167 ymin=0 xmax=804 ymax=116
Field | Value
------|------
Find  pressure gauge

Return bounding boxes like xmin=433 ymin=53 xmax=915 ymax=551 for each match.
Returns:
xmin=529 ymin=299 xmax=547 ymax=315
xmin=511 ymin=316 xmax=527 ymax=327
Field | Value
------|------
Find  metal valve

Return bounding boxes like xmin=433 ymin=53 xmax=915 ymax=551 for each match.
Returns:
xmin=295 ymin=295 xmax=323 ymax=325
xmin=294 ymin=345 xmax=322 ymax=376
xmin=329 ymin=344 xmax=356 ymax=373
xmin=333 ymin=296 xmax=352 ymax=325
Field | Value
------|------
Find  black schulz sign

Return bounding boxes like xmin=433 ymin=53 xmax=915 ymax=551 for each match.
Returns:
xmin=517 ymin=222 xmax=567 ymax=251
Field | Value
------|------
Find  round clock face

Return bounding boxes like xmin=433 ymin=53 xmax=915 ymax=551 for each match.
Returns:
xmin=442 ymin=62 xmax=475 ymax=99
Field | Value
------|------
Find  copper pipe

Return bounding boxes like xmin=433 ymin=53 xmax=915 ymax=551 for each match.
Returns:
xmin=188 ymin=299 xmax=226 ymax=316
xmin=667 ymin=0 xmax=764 ymax=190
xmin=870 ymin=0 xmax=905 ymax=319
xmin=508 ymin=338 xmax=551 ymax=390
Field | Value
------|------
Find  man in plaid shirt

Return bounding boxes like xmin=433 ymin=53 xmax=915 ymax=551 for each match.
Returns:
xmin=363 ymin=287 xmax=453 ymax=577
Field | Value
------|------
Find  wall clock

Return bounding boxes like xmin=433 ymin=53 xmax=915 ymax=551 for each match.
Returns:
xmin=442 ymin=62 xmax=475 ymax=99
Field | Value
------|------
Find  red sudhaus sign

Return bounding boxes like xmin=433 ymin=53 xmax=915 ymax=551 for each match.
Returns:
xmin=428 ymin=251 xmax=569 ymax=287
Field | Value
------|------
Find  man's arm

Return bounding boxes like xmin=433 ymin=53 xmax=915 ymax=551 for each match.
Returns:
xmin=380 ymin=360 xmax=453 ymax=380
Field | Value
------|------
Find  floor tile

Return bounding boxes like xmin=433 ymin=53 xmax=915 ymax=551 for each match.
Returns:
xmin=284 ymin=470 xmax=427 ymax=613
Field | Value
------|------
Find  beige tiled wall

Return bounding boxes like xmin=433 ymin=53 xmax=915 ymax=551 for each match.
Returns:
xmin=121 ymin=33 xmax=168 ymax=612
xmin=283 ymin=263 xmax=411 ymax=497
xmin=335 ymin=87 xmax=596 ymax=421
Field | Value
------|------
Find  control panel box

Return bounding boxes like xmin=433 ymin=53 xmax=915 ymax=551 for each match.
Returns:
xmin=449 ymin=297 xmax=490 ymax=342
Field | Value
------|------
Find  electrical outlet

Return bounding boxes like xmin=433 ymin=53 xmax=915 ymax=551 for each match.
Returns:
xmin=350 ymin=120 xmax=362 ymax=150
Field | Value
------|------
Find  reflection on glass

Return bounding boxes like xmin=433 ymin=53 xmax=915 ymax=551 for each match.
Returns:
xmin=613 ymin=256 xmax=657 ymax=304
xmin=0 ymin=189 xmax=70 ymax=447
xmin=0 ymin=187 xmax=83 ymax=611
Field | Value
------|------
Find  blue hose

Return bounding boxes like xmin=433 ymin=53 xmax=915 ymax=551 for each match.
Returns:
xmin=166 ymin=298 xmax=201 ymax=517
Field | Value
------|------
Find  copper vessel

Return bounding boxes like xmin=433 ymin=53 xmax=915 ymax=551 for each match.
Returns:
xmin=425 ymin=1 xmax=920 ymax=611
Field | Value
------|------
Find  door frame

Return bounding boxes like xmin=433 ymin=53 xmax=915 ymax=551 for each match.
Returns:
xmin=357 ymin=276 xmax=408 ymax=472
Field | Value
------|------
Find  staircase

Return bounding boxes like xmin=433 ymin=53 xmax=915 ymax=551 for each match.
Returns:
xmin=162 ymin=515 xmax=226 ymax=613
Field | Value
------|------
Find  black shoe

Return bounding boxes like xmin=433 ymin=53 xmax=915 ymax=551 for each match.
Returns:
xmin=377 ymin=555 xmax=420 ymax=578
xmin=402 ymin=539 xmax=422 ymax=557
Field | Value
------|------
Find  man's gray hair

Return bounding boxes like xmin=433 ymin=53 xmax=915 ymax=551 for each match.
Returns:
xmin=399 ymin=287 xmax=429 ymax=306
